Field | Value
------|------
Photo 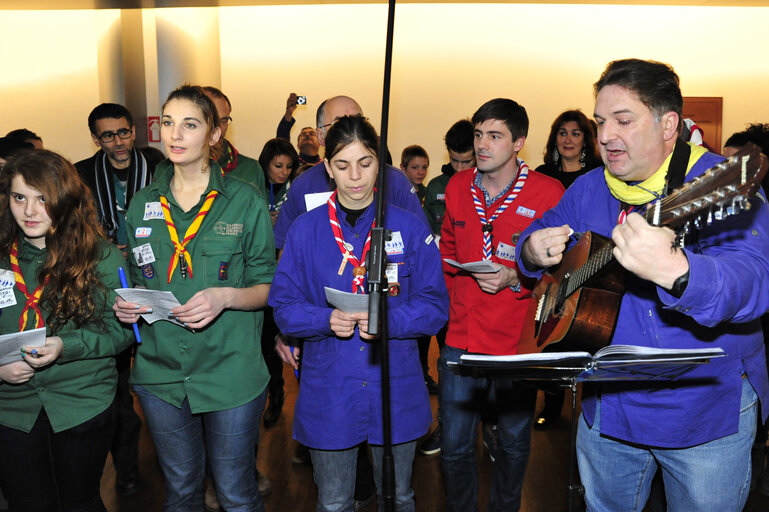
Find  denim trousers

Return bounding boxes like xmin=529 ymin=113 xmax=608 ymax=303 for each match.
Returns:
xmin=0 ymin=402 xmax=116 ymax=512
xmin=577 ymin=376 xmax=758 ymax=512
xmin=438 ymin=344 xmax=536 ymax=512
xmin=134 ymin=385 xmax=267 ymax=512
xmin=310 ymin=441 xmax=418 ymax=512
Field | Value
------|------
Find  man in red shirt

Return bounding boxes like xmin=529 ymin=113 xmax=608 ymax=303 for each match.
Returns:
xmin=439 ymin=98 xmax=564 ymax=511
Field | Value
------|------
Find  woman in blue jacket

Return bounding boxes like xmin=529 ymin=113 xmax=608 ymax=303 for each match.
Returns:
xmin=269 ymin=115 xmax=448 ymax=512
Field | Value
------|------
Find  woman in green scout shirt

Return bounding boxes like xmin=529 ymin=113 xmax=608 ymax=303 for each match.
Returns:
xmin=114 ymin=85 xmax=275 ymax=512
xmin=0 ymin=149 xmax=133 ymax=512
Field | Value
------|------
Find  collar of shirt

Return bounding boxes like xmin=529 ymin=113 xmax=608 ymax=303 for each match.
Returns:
xmin=473 ymin=169 xmax=515 ymax=206
xmin=152 ymin=160 xmax=231 ymax=206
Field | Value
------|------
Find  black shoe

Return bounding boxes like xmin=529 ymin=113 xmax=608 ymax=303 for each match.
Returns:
xmin=263 ymin=389 xmax=285 ymax=429
xmin=424 ymin=374 xmax=439 ymax=395
xmin=293 ymin=443 xmax=312 ymax=465
xmin=115 ymin=476 xmax=141 ymax=496
xmin=419 ymin=424 xmax=441 ymax=455
xmin=353 ymin=492 xmax=375 ymax=512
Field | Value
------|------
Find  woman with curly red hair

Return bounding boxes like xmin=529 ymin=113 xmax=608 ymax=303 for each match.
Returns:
xmin=0 ymin=149 xmax=133 ymax=512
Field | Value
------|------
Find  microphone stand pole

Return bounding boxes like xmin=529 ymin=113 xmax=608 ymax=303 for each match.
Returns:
xmin=367 ymin=0 xmax=397 ymax=510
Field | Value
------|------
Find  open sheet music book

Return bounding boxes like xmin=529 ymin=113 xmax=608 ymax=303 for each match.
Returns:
xmin=454 ymin=345 xmax=726 ymax=382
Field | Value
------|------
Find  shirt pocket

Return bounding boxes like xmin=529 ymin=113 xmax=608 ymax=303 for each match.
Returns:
xmin=386 ymin=258 xmax=412 ymax=303
xmin=201 ymin=237 xmax=245 ymax=287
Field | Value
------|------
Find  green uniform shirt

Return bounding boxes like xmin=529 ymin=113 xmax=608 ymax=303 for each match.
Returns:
xmin=424 ymin=173 xmax=451 ymax=235
xmin=126 ymin=162 xmax=275 ymax=413
xmin=217 ymin=140 xmax=266 ymax=197
xmin=0 ymin=240 xmax=133 ymax=433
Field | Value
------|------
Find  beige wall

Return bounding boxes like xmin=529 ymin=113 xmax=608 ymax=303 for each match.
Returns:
xmin=2 ymin=4 xmax=768 ymax=179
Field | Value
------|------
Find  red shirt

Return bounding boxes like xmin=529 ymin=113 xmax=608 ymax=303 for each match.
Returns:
xmin=440 ymin=167 xmax=564 ymax=355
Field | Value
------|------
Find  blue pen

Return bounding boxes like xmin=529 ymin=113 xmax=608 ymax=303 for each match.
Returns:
xmin=289 ymin=346 xmax=299 ymax=379
xmin=118 ymin=267 xmax=142 ymax=344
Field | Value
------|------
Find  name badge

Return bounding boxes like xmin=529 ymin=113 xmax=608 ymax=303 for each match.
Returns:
xmin=304 ymin=192 xmax=333 ymax=212
xmin=515 ymin=205 xmax=536 ymax=218
xmin=0 ymin=269 xmax=16 ymax=309
xmin=132 ymin=243 xmax=156 ymax=266
xmin=385 ymin=231 xmax=404 ymax=256
xmin=135 ymin=227 xmax=152 ymax=238
xmin=496 ymin=241 xmax=516 ymax=262
xmin=144 ymin=202 xmax=164 ymax=220
xmin=0 ymin=269 xmax=14 ymax=289
xmin=385 ymin=262 xmax=399 ymax=284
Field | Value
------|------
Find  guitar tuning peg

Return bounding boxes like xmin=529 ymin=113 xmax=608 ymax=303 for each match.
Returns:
xmin=683 ymin=221 xmax=691 ymax=235
xmin=694 ymin=217 xmax=702 ymax=230
xmin=707 ymin=209 xmax=713 ymax=225
xmin=714 ymin=206 xmax=724 ymax=221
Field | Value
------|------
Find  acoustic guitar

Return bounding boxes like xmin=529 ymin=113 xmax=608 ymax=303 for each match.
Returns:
xmin=517 ymin=143 xmax=769 ymax=356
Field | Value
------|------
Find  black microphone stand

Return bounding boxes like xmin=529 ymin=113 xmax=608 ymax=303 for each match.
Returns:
xmin=367 ymin=0 xmax=397 ymax=511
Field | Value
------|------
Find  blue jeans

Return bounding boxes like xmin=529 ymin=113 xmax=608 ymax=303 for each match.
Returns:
xmin=310 ymin=441 xmax=417 ymax=512
xmin=438 ymin=345 xmax=536 ymax=512
xmin=577 ymin=377 xmax=758 ymax=512
xmin=134 ymin=385 xmax=267 ymax=512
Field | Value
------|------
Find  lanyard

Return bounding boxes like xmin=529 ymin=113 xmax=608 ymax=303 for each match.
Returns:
xmin=327 ymin=191 xmax=374 ymax=294
xmin=160 ymin=190 xmax=218 ymax=283
xmin=470 ymin=160 xmax=529 ymax=260
xmin=9 ymin=238 xmax=46 ymax=331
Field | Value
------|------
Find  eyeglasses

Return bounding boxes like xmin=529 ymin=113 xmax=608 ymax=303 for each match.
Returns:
xmin=220 ymin=116 xmax=233 ymax=125
xmin=317 ymin=115 xmax=368 ymax=131
xmin=98 ymin=128 xmax=133 ymax=143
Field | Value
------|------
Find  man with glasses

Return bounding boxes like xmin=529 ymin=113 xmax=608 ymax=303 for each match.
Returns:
xmin=277 ymin=92 xmax=321 ymax=166
xmin=75 ymin=102 xmax=162 ymax=497
xmin=76 ymin=103 xmax=162 ymax=250
xmin=202 ymin=86 xmax=265 ymax=192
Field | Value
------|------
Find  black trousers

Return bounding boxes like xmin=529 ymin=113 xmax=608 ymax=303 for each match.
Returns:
xmin=0 ymin=401 xmax=116 ymax=512
xmin=111 ymin=346 xmax=142 ymax=480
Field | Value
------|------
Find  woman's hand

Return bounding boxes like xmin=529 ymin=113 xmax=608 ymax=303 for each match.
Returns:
xmin=114 ymin=296 xmax=151 ymax=324
xmin=0 ymin=361 xmax=35 ymax=384
xmin=355 ymin=312 xmax=379 ymax=340
xmin=330 ymin=309 xmax=357 ymax=338
xmin=22 ymin=336 xmax=63 ymax=368
xmin=171 ymin=288 xmax=229 ymax=330
xmin=275 ymin=334 xmax=300 ymax=369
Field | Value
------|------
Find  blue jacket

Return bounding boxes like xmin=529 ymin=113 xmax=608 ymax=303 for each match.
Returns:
xmin=273 ymin=162 xmax=429 ymax=249
xmin=268 ymin=198 xmax=448 ymax=449
xmin=516 ymin=151 xmax=769 ymax=448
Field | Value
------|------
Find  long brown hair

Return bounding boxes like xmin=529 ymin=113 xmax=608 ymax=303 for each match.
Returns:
xmin=0 ymin=149 xmax=107 ymax=333
xmin=543 ymin=110 xmax=600 ymax=167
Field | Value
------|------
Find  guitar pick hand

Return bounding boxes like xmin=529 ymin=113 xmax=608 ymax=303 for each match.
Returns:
xmin=612 ymin=212 xmax=689 ymax=290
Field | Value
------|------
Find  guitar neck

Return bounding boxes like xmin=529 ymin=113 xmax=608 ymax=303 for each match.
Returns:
xmin=564 ymin=239 xmax=615 ymax=297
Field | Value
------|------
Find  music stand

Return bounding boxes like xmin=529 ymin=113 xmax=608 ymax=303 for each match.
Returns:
xmin=450 ymin=347 xmax=725 ymax=512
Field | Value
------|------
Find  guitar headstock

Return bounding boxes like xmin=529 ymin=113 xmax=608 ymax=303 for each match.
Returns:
xmin=650 ymin=143 xmax=768 ymax=231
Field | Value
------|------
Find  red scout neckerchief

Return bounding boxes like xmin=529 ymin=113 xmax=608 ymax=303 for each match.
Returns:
xmin=220 ymin=142 xmax=239 ymax=174
xmin=470 ymin=159 xmax=529 ymax=260
xmin=159 ymin=190 xmax=218 ymax=283
xmin=9 ymin=238 xmax=46 ymax=331
xmin=327 ymin=190 xmax=375 ymax=293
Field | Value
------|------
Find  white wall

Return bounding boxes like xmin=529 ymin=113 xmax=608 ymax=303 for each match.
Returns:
xmin=0 ymin=10 xmax=120 ymax=162
xmin=2 ymin=4 xmax=769 ymax=178
xmin=218 ymin=3 xmax=769 ymax=180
